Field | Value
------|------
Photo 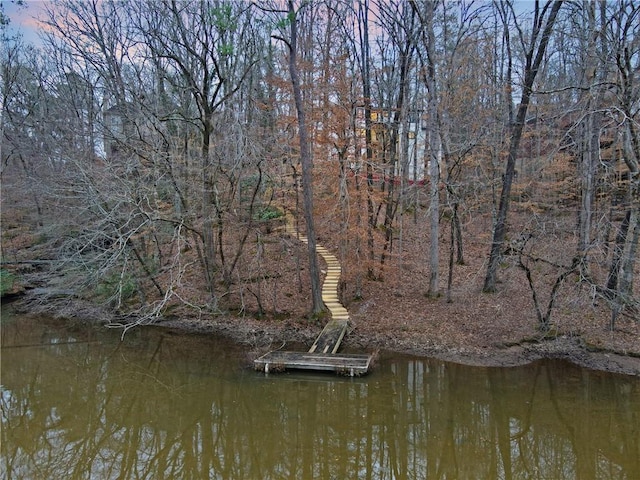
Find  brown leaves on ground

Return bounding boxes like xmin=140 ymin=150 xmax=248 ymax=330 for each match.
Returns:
xmin=3 ymin=201 xmax=639 ymax=375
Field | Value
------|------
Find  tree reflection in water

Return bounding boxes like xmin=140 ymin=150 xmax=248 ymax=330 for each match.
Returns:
xmin=1 ymin=314 xmax=638 ymax=479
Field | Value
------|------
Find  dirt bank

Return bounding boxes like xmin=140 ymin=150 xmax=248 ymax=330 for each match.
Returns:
xmin=9 ymin=288 xmax=639 ymax=377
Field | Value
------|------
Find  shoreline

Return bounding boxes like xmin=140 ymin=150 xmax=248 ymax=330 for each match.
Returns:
xmin=160 ymin=316 xmax=640 ymax=376
xmin=8 ymin=291 xmax=640 ymax=377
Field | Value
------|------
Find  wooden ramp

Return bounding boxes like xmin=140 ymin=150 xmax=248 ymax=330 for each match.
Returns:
xmin=254 ymin=213 xmax=372 ymax=376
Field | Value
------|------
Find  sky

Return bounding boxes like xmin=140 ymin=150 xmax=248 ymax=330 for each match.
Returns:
xmin=3 ymin=0 xmax=542 ymax=48
xmin=3 ymin=0 xmax=48 ymax=45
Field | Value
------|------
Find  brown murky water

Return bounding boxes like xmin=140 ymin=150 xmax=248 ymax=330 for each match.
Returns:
xmin=1 ymin=309 xmax=638 ymax=479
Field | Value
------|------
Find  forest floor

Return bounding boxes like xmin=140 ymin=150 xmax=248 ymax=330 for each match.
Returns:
xmin=4 ymin=204 xmax=640 ymax=376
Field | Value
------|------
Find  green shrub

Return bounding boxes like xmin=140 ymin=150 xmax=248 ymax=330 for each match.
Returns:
xmin=256 ymin=206 xmax=283 ymax=221
xmin=95 ymin=272 xmax=138 ymax=304
xmin=0 ymin=269 xmax=15 ymax=296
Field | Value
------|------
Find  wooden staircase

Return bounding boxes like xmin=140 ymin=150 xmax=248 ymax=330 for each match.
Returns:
xmin=254 ymin=214 xmax=372 ymax=376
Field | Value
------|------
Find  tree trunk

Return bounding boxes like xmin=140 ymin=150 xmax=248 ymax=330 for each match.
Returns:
xmin=424 ymin=0 xmax=440 ymax=297
xmin=201 ymin=114 xmax=218 ymax=307
xmin=356 ymin=0 xmax=377 ymax=278
xmin=578 ymin=1 xmax=607 ymax=263
xmin=618 ymin=208 xmax=639 ymax=298
xmin=428 ymin=130 xmax=440 ymax=297
xmin=287 ymin=1 xmax=323 ymax=315
xmin=606 ymin=208 xmax=639 ymax=329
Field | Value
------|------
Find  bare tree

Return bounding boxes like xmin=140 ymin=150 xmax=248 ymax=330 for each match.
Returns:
xmin=1 ymin=38 xmax=47 ymax=225
xmin=276 ymin=0 xmax=324 ymax=315
xmin=412 ymin=0 xmax=440 ymax=297
xmin=602 ymin=0 xmax=640 ymax=326
xmin=483 ymin=0 xmax=564 ymax=292
xmin=133 ymin=0 xmax=258 ymax=307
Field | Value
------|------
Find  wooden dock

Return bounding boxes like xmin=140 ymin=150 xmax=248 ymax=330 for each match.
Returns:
xmin=254 ymin=213 xmax=372 ymax=376
xmin=254 ymin=351 xmax=372 ymax=376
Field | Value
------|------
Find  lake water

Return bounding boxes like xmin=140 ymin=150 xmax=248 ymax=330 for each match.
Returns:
xmin=1 ymin=309 xmax=638 ymax=479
